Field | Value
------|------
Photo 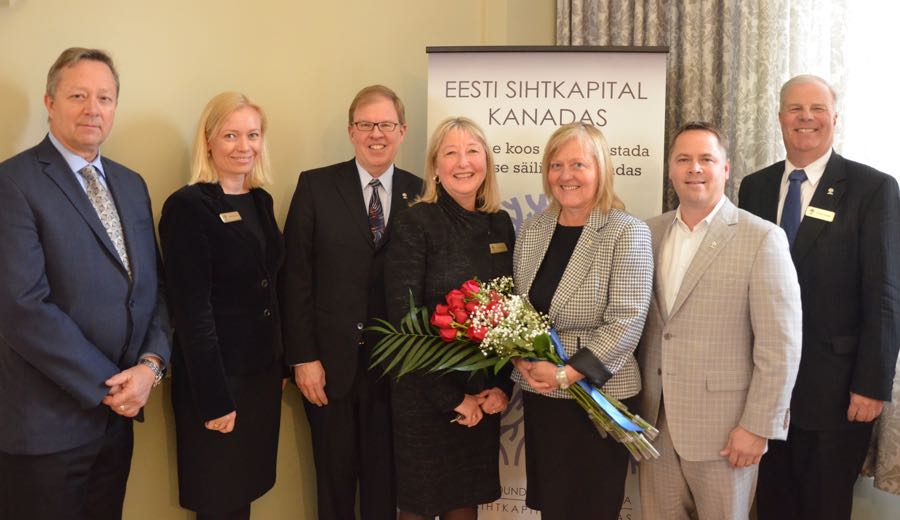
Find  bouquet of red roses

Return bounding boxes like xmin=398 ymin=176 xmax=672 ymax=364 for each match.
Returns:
xmin=369 ymin=276 xmax=659 ymax=460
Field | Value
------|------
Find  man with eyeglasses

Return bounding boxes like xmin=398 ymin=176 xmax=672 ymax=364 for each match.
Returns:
xmin=281 ymin=85 xmax=422 ymax=520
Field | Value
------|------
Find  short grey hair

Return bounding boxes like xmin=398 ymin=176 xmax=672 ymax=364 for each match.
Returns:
xmin=779 ymin=74 xmax=837 ymax=112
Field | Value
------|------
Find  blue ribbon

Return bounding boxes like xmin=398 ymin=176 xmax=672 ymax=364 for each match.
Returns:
xmin=549 ymin=328 xmax=643 ymax=433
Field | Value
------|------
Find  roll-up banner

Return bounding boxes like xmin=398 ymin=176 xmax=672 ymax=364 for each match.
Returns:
xmin=427 ymin=46 xmax=668 ymax=520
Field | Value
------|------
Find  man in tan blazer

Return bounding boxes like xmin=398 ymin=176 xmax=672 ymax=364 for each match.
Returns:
xmin=636 ymin=122 xmax=802 ymax=519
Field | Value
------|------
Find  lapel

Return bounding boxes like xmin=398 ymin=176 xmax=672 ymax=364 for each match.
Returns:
xmin=754 ymin=162 xmax=784 ymax=224
xmin=333 ymin=159 xmax=375 ymax=247
xmin=37 ymin=137 xmax=129 ymax=279
xmin=649 ymin=211 xmax=675 ymax=323
xmin=791 ymin=152 xmax=846 ymax=267
xmin=548 ymin=208 xmax=608 ymax=321
xmin=667 ymin=199 xmax=739 ymax=320
xmin=518 ymin=207 xmax=558 ymax=299
xmin=198 ymin=183 xmax=268 ymax=268
xmin=251 ymin=188 xmax=285 ymax=273
xmin=380 ymin=168 xmax=416 ymax=251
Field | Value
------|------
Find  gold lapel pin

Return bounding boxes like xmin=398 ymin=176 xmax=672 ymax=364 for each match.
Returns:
xmin=827 ymin=187 xmax=834 ymax=196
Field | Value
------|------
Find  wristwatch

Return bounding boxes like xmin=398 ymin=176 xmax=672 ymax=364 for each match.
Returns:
xmin=555 ymin=366 xmax=570 ymax=390
xmin=139 ymin=358 xmax=164 ymax=388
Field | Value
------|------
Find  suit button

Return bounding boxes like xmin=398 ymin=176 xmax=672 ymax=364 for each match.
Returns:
xmin=261 ymin=279 xmax=270 ymax=288
xmin=663 ymin=333 xmax=672 ymax=340
xmin=263 ymin=309 xmax=272 ymax=318
xmin=357 ymin=322 xmax=364 ymax=330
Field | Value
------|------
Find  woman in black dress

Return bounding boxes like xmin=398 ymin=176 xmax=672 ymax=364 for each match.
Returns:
xmin=159 ymin=92 xmax=284 ymax=520
xmin=385 ymin=117 xmax=515 ymax=520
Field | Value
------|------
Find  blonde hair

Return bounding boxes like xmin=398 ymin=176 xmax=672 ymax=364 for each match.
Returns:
xmin=541 ymin=123 xmax=624 ymax=213
xmin=418 ymin=117 xmax=500 ymax=212
xmin=348 ymin=84 xmax=406 ymax=125
xmin=189 ymin=92 xmax=272 ymax=187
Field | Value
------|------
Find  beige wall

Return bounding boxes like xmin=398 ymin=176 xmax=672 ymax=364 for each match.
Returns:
xmin=0 ymin=1 xmax=555 ymax=518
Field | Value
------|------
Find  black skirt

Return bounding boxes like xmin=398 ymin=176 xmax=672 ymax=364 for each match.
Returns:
xmin=522 ymin=391 xmax=633 ymax=520
xmin=172 ymin=361 xmax=282 ymax=513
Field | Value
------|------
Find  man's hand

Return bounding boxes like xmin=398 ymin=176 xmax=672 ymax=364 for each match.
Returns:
xmin=294 ymin=361 xmax=328 ymax=406
xmin=102 ymin=358 xmax=159 ymax=417
xmin=477 ymin=387 xmax=509 ymax=415
xmin=719 ymin=426 xmax=768 ymax=467
xmin=453 ymin=394 xmax=486 ymax=427
xmin=847 ymin=392 xmax=884 ymax=423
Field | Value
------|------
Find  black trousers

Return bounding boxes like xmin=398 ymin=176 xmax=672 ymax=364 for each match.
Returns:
xmin=304 ymin=349 xmax=396 ymax=520
xmin=0 ymin=413 xmax=133 ymax=520
xmin=522 ymin=391 xmax=633 ymax=520
xmin=757 ymin=422 xmax=873 ymax=520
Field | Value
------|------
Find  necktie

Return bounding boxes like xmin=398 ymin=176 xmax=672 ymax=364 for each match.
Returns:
xmin=79 ymin=165 xmax=131 ymax=277
xmin=780 ymin=169 xmax=808 ymax=247
xmin=368 ymin=178 xmax=385 ymax=243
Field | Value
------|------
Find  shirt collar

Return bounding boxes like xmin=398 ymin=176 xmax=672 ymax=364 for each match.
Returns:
xmin=48 ymin=131 xmax=105 ymax=177
xmin=356 ymin=160 xmax=394 ymax=195
xmin=672 ymin=195 xmax=727 ymax=232
xmin=784 ymin=149 xmax=831 ymax=189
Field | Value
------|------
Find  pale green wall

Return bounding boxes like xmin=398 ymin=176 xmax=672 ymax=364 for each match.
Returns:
xmin=0 ymin=1 xmax=555 ymax=518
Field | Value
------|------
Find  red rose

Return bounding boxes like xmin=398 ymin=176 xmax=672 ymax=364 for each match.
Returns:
xmin=465 ymin=301 xmax=479 ymax=314
xmin=439 ymin=327 xmax=458 ymax=342
xmin=446 ymin=289 xmax=465 ymax=309
xmin=466 ymin=325 xmax=487 ymax=342
xmin=451 ymin=307 xmax=468 ymax=324
xmin=460 ymin=279 xmax=481 ymax=298
xmin=434 ymin=303 xmax=450 ymax=315
xmin=431 ymin=312 xmax=453 ymax=329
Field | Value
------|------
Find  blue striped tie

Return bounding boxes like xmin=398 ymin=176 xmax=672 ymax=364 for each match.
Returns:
xmin=781 ymin=169 xmax=807 ymax=247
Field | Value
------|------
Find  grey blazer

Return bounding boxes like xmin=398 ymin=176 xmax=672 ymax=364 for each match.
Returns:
xmin=512 ymin=206 xmax=653 ymax=400
xmin=637 ymin=199 xmax=802 ymax=461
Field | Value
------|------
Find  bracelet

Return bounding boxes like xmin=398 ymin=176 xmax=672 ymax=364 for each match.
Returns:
xmin=139 ymin=358 xmax=164 ymax=388
xmin=555 ymin=366 xmax=570 ymax=390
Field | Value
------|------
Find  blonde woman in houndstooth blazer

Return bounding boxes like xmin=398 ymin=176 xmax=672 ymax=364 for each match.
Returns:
xmin=511 ymin=123 xmax=653 ymax=520
xmin=636 ymin=122 xmax=803 ymax=520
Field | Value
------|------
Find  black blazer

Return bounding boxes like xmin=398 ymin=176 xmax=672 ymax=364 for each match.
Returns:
xmin=739 ymin=152 xmax=900 ymax=430
xmin=159 ymin=183 xmax=284 ymax=421
xmin=279 ymin=159 xmax=423 ymax=398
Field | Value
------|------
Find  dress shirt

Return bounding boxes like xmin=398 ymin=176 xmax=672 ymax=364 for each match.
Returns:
xmin=658 ymin=196 xmax=727 ymax=315
xmin=357 ymin=161 xmax=394 ymax=226
xmin=48 ymin=131 xmax=107 ymax=190
xmin=775 ymin=150 xmax=831 ymax=225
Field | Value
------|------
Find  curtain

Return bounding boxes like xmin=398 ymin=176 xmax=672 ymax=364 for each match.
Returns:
xmin=557 ymin=0 xmax=847 ymax=209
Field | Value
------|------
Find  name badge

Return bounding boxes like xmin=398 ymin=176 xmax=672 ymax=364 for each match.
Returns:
xmin=490 ymin=242 xmax=508 ymax=254
xmin=805 ymin=206 xmax=835 ymax=222
xmin=219 ymin=211 xmax=242 ymax=223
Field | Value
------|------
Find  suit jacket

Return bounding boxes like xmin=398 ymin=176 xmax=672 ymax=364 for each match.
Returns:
xmin=280 ymin=159 xmax=422 ymax=398
xmin=0 ymin=136 xmax=171 ymax=455
xmin=159 ymin=183 xmax=284 ymax=421
xmin=637 ymin=199 xmax=802 ymax=461
xmin=512 ymin=206 xmax=653 ymax=400
xmin=739 ymin=152 xmax=900 ymax=430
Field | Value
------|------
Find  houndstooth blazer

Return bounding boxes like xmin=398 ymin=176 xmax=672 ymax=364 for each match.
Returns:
xmin=636 ymin=199 xmax=803 ymax=461
xmin=512 ymin=206 xmax=653 ymax=400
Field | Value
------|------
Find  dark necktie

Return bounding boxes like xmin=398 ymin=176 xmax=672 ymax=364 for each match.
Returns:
xmin=780 ymin=169 xmax=807 ymax=247
xmin=368 ymin=178 xmax=385 ymax=242
xmin=79 ymin=165 xmax=132 ymax=277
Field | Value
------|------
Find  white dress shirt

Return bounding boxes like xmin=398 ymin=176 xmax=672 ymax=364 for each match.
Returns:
xmin=658 ymin=196 xmax=727 ymax=315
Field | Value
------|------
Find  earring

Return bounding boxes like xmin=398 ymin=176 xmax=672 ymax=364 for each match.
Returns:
xmin=435 ymin=176 xmax=440 ymax=184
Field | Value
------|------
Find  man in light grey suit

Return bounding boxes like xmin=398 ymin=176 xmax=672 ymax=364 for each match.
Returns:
xmin=0 ymin=48 xmax=170 ymax=520
xmin=636 ymin=122 xmax=802 ymax=519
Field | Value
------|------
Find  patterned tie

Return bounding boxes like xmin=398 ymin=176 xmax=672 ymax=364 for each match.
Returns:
xmin=79 ymin=165 xmax=131 ymax=277
xmin=780 ymin=169 xmax=808 ymax=247
xmin=368 ymin=178 xmax=385 ymax=243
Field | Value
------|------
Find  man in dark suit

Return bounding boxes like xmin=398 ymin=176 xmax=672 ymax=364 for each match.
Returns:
xmin=739 ymin=74 xmax=900 ymax=520
xmin=281 ymin=85 xmax=423 ymax=520
xmin=0 ymin=48 xmax=171 ymax=520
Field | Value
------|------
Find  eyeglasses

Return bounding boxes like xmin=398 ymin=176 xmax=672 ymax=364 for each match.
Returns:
xmin=352 ymin=121 xmax=401 ymax=132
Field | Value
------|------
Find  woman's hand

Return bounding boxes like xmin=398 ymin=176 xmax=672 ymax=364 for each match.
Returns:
xmin=453 ymin=394 xmax=485 ymax=427
xmin=524 ymin=360 xmax=583 ymax=394
xmin=478 ymin=387 xmax=509 ymax=415
xmin=205 ymin=411 xmax=237 ymax=434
